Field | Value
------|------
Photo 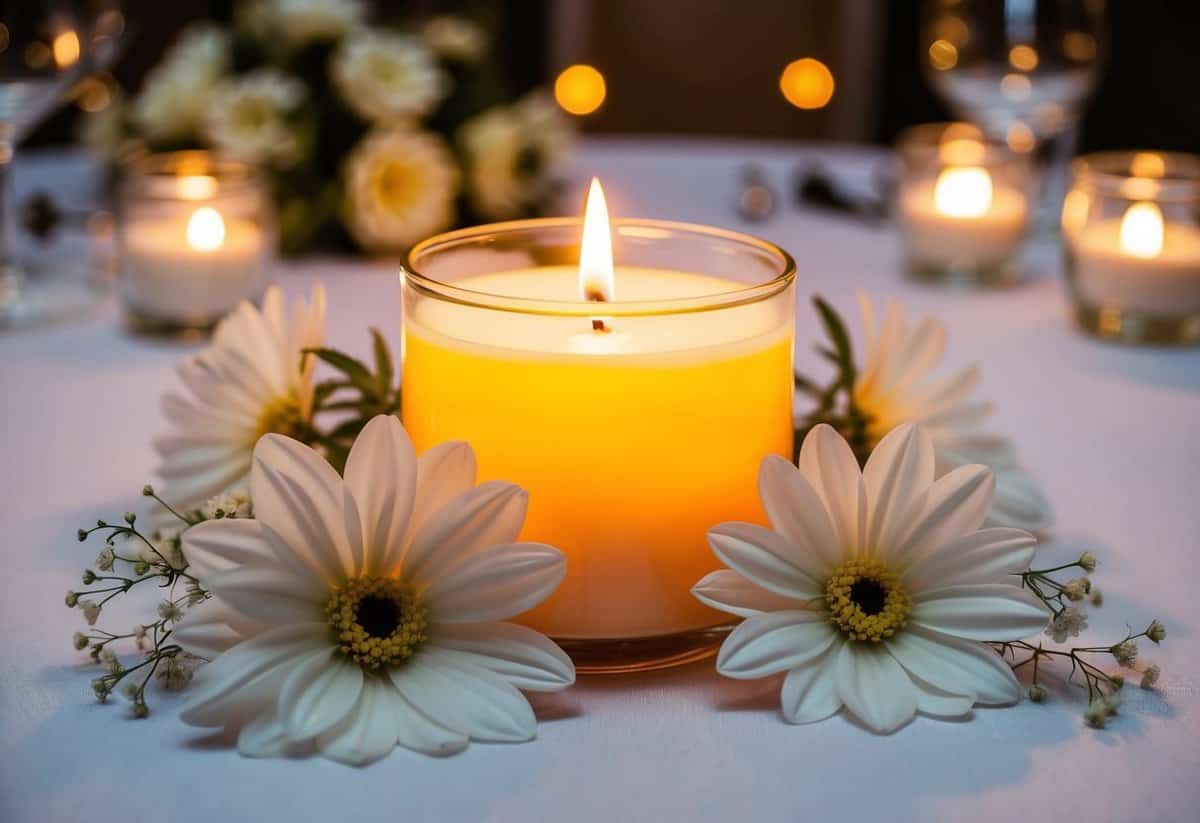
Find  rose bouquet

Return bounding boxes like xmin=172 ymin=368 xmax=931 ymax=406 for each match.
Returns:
xmin=84 ymin=0 xmax=572 ymax=255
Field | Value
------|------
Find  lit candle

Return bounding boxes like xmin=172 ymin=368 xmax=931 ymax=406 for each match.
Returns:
xmin=401 ymin=181 xmax=795 ymax=655
xmin=1070 ymin=200 xmax=1200 ymax=314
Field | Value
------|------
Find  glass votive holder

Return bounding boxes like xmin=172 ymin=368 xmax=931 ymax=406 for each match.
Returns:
xmin=117 ymin=151 xmax=275 ymax=336
xmin=1061 ymin=151 xmax=1200 ymax=345
xmin=401 ymin=218 xmax=796 ymax=673
xmin=895 ymin=122 xmax=1035 ymax=286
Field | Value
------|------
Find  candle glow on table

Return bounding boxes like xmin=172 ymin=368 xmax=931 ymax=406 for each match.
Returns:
xmin=401 ymin=183 xmax=796 ymax=645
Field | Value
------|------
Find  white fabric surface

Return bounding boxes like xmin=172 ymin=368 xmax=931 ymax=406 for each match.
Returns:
xmin=2 ymin=139 xmax=1198 ymax=822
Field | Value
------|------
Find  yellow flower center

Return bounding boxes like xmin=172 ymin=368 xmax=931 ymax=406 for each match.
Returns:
xmin=371 ymin=161 xmax=423 ymax=215
xmin=824 ymin=558 xmax=912 ymax=642
xmin=325 ymin=577 xmax=428 ymax=669
xmin=254 ymin=393 xmax=305 ymax=443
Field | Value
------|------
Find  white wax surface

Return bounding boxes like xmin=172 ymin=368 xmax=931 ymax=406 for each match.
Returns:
xmin=899 ymin=181 xmax=1028 ymax=267
xmin=406 ymin=267 xmax=790 ymax=363
xmin=121 ymin=216 xmax=267 ymax=320
xmin=1071 ymin=219 xmax=1200 ymax=314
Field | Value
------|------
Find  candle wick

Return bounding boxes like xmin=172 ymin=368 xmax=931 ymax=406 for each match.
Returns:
xmin=591 ymin=318 xmax=609 ymax=332
xmin=586 ymin=292 xmax=610 ymax=333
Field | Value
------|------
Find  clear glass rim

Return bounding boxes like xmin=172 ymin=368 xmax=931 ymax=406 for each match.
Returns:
xmin=122 ymin=150 xmax=261 ymax=194
xmin=896 ymin=121 xmax=1025 ymax=167
xmin=1070 ymin=151 xmax=1200 ymax=201
xmin=403 ymin=217 xmax=796 ymax=318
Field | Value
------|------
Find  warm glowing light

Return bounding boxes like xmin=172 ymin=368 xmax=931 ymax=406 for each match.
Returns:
xmin=1008 ymin=44 xmax=1038 ymax=71
xmin=1061 ymin=189 xmax=1090 ymax=235
xmin=928 ymin=39 xmax=958 ymax=71
xmin=1006 ymin=122 xmax=1036 ymax=153
xmin=934 ymin=167 xmax=993 ymax=218
xmin=1000 ymin=73 xmax=1032 ymax=100
xmin=934 ymin=16 xmax=969 ymax=46
xmin=186 ymin=207 xmax=226 ymax=253
xmin=555 ymin=64 xmax=606 ymax=116
xmin=76 ymin=76 xmax=113 ymax=113
xmin=1131 ymin=152 xmax=1166 ymax=179
xmin=780 ymin=58 xmax=835 ymax=110
xmin=579 ymin=178 xmax=614 ymax=301
xmin=1119 ymin=202 xmax=1164 ymax=259
xmin=939 ymin=137 xmax=986 ymax=165
xmin=1062 ymin=31 xmax=1097 ymax=62
xmin=177 ymin=175 xmax=219 ymax=200
xmin=53 ymin=30 xmax=80 ymax=68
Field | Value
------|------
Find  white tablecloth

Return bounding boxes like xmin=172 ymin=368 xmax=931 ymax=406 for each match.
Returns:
xmin=2 ymin=139 xmax=1198 ymax=823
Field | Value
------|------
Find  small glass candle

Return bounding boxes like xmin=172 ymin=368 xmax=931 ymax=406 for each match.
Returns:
xmin=1062 ymin=151 xmax=1200 ymax=345
xmin=896 ymin=123 xmax=1034 ymax=285
xmin=117 ymin=152 xmax=274 ymax=335
xmin=401 ymin=184 xmax=796 ymax=673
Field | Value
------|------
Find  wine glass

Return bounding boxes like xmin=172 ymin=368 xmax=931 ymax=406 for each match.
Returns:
xmin=920 ymin=0 xmax=1107 ymax=227
xmin=0 ymin=1 xmax=123 ymax=330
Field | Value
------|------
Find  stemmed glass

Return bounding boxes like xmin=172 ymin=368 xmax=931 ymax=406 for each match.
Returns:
xmin=920 ymin=0 xmax=1106 ymax=228
xmin=0 ymin=1 xmax=123 ymax=330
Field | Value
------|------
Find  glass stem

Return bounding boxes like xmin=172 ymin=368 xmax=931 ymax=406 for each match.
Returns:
xmin=0 ymin=140 xmax=19 ymax=305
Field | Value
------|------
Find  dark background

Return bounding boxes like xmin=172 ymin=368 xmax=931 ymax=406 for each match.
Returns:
xmin=26 ymin=0 xmax=1200 ymax=156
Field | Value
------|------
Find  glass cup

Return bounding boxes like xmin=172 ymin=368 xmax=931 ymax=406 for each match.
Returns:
xmin=117 ymin=151 xmax=275 ymax=336
xmin=1061 ymin=151 xmax=1200 ymax=345
xmin=401 ymin=218 xmax=796 ymax=673
xmin=896 ymin=122 xmax=1035 ymax=286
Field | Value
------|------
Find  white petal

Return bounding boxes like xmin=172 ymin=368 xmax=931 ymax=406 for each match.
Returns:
xmin=706 ymin=522 xmax=822 ymax=600
xmin=424 ymin=543 xmax=565 ymax=623
xmin=987 ymin=467 xmax=1054 ymax=531
xmin=833 ymin=641 xmax=918 ymax=733
xmin=316 ymin=677 xmax=398 ymax=766
xmin=403 ymin=481 xmax=527 ymax=588
xmin=863 ymin=423 xmax=935 ymax=552
xmin=911 ymin=583 xmax=1050 ymax=641
xmin=250 ymin=433 xmax=353 ymax=582
xmin=884 ymin=316 xmax=946 ymax=395
xmin=172 ymin=597 xmax=259 ymax=657
xmin=405 ymin=441 xmax=477 ymax=548
xmin=912 ymin=676 xmax=974 ymax=718
xmin=889 ymin=464 xmax=994 ymax=569
xmin=757 ymin=455 xmax=841 ymax=575
xmin=388 ymin=688 xmax=469 ymax=756
xmin=183 ymin=519 xmax=323 ymax=598
xmin=278 ymin=651 xmax=364 ymax=740
xmin=779 ymin=641 xmax=843 ymax=724
xmin=236 ymin=709 xmax=314 ymax=759
xmin=691 ymin=569 xmax=809 ymax=618
xmin=903 ymin=528 xmax=1036 ymax=593
xmin=205 ymin=566 xmax=324 ymax=626
xmin=389 ymin=649 xmax=536 ymax=742
xmin=180 ymin=624 xmax=328 ymax=727
xmin=886 ymin=625 xmax=1020 ymax=704
xmin=716 ymin=610 xmax=837 ymax=679
xmin=343 ymin=415 xmax=417 ymax=577
xmin=797 ymin=424 xmax=866 ymax=555
xmin=429 ymin=623 xmax=575 ymax=691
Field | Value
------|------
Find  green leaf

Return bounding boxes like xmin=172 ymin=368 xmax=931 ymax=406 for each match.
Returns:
xmin=812 ymin=296 xmax=857 ymax=386
xmin=370 ymin=328 xmax=394 ymax=399
xmin=303 ymin=348 xmax=378 ymax=399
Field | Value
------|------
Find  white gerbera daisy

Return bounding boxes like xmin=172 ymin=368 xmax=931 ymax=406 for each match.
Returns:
xmin=854 ymin=295 xmax=1053 ymax=530
xmin=204 ymin=70 xmax=304 ymax=166
xmin=459 ymin=92 xmax=572 ymax=220
xmin=331 ymin=32 xmax=447 ymax=123
xmin=153 ymin=284 xmax=325 ymax=514
xmin=694 ymin=423 xmax=1049 ymax=733
xmin=131 ymin=24 xmax=228 ymax=142
xmin=173 ymin=415 xmax=574 ymax=764
xmin=269 ymin=0 xmax=363 ymax=45
xmin=343 ymin=129 xmax=458 ymax=253
xmin=422 ymin=16 xmax=487 ymax=63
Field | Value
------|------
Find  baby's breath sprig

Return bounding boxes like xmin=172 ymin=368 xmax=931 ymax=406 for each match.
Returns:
xmin=991 ymin=550 xmax=1167 ymax=729
xmin=66 ymin=485 xmax=247 ymax=717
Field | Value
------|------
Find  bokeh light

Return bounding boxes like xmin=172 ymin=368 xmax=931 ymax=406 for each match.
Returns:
xmin=555 ymin=64 xmax=606 ymax=116
xmin=1008 ymin=44 xmax=1038 ymax=71
xmin=779 ymin=58 xmax=835 ymax=110
xmin=928 ymin=39 xmax=958 ymax=71
xmin=1006 ymin=122 xmax=1036 ymax=153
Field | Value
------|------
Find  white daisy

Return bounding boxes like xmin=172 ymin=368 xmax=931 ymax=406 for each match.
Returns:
xmin=342 ymin=129 xmax=458 ymax=253
xmin=331 ymin=31 xmax=447 ymax=123
xmin=153 ymin=284 xmax=325 ymax=515
xmin=459 ymin=92 xmax=572 ymax=220
xmin=131 ymin=24 xmax=228 ymax=142
xmin=268 ymin=0 xmax=363 ymax=46
xmin=173 ymin=415 xmax=574 ymax=764
xmin=422 ymin=16 xmax=487 ymax=63
xmin=204 ymin=70 xmax=305 ymax=166
xmin=693 ymin=423 xmax=1049 ymax=733
xmin=854 ymin=295 xmax=1053 ymax=530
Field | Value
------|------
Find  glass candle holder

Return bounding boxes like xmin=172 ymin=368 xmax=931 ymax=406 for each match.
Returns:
xmin=896 ymin=122 xmax=1034 ymax=286
xmin=117 ymin=151 xmax=275 ymax=336
xmin=402 ymin=218 xmax=796 ymax=673
xmin=1061 ymin=151 xmax=1200 ymax=345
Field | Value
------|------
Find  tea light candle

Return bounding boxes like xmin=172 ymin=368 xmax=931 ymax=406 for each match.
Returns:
xmin=1071 ymin=201 xmax=1200 ymax=314
xmin=899 ymin=165 xmax=1028 ymax=267
xmin=401 ymin=181 xmax=796 ymax=666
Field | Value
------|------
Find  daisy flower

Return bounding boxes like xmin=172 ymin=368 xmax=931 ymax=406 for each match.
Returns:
xmin=268 ymin=0 xmax=363 ymax=46
xmin=130 ymin=24 xmax=228 ymax=142
xmin=153 ymin=284 xmax=325 ymax=515
xmin=342 ymin=128 xmax=459 ymax=253
xmin=854 ymin=295 xmax=1053 ymax=530
xmin=331 ymin=32 xmax=447 ymax=123
xmin=204 ymin=69 xmax=304 ymax=166
xmin=693 ymin=423 xmax=1049 ymax=733
xmin=173 ymin=415 xmax=574 ymax=764
xmin=422 ymin=16 xmax=487 ymax=63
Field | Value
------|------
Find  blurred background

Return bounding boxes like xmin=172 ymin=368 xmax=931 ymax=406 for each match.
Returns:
xmin=24 ymin=0 xmax=1200 ymax=154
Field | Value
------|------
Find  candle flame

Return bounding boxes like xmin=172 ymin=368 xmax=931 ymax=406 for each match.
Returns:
xmin=186 ymin=207 xmax=226 ymax=253
xmin=52 ymin=30 xmax=80 ymax=68
xmin=178 ymin=175 xmax=219 ymax=200
xmin=1119 ymin=201 xmax=1164 ymax=259
xmin=934 ymin=166 xmax=993 ymax=219
xmin=579 ymin=177 xmax=614 ymax=302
